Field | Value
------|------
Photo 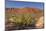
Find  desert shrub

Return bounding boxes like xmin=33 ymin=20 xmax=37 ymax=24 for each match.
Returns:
xmin=6 ymin=13 xmax=35 ymax=26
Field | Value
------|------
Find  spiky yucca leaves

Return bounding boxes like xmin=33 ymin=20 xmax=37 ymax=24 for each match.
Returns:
xmin=14 ymin=14 xmax=33 ymax=25
xmin=23 ymin=14 xmax=33 ymax=26
xmin=7 ymin=13 xmax=35 ymax=26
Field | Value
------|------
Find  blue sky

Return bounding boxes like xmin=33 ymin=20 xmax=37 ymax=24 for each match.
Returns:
xmin=5 ymin=0 xmax=44 ymax=9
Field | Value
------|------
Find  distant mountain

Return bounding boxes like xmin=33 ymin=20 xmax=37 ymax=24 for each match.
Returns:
xmin=5 ymin=7 xmax=43 ymax=14
xmin=5 ymin=7 xmax=44 ymax=18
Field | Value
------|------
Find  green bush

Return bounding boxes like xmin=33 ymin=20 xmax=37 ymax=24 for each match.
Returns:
xmin=6 ymin=13 xmax=35 ymax=26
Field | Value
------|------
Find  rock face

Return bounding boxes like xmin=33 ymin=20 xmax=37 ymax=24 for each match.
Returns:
xmin=5 ymin=8 xmax=43 ymax=14
xmin=35 ymin=16 xmax=44 ymax=28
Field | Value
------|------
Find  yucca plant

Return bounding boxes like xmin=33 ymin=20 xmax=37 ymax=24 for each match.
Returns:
xmin=7 ymin=13 xmax=35 ymax=27
xmin=23 ymin=14 xmax=33 ymax=26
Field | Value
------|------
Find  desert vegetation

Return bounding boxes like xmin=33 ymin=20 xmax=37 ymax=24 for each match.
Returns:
xmin=5 ymin=7 xmax=44 ymax=30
